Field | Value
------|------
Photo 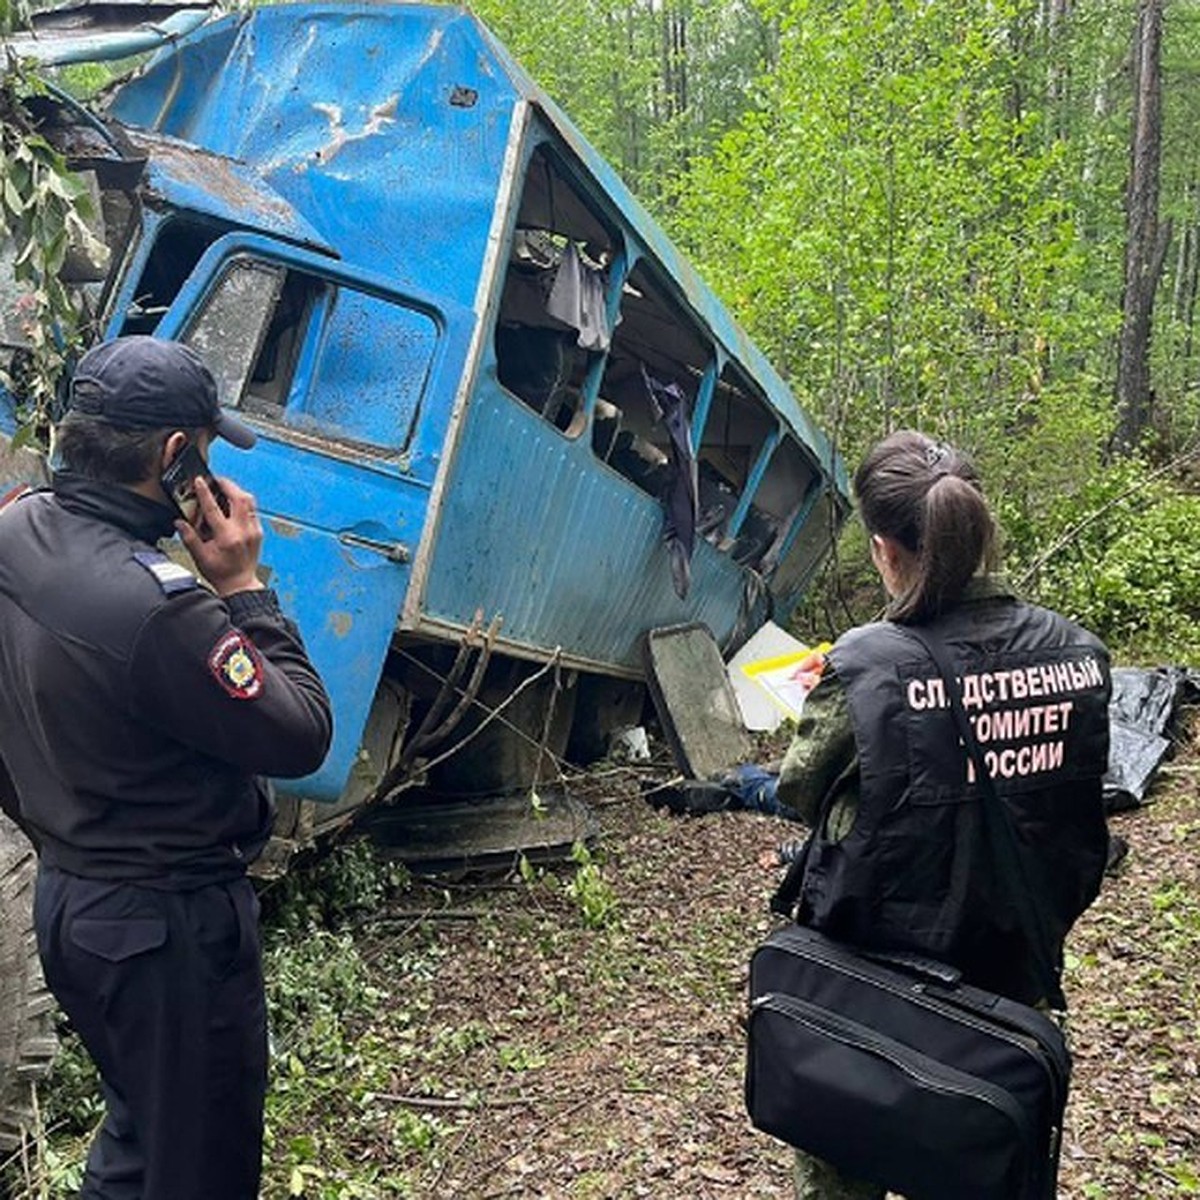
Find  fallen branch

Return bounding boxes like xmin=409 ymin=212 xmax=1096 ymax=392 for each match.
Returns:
xmin=374 ymin=1092 xmax=531 ymax=1111
xmin=363 ymin=909 xmax=485 ymax=924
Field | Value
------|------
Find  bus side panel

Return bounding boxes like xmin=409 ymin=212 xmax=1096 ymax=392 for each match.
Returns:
xmin=419 ymin=384 xmax=750 ymax=673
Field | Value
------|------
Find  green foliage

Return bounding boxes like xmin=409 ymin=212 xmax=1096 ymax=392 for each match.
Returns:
xmin=261 ymin=838 xmax=410 ymax=935
xmin=564 ymin=840 xmax=619 ymax=930
xmin=0 ymin=1023 xmax=96 ymax=1197
xmin=0 ymin=0 xmax=30 ymax=38
xmin=471 ymin=0 xmax=775 ymax=207
xmin=1015 ymin=461 xmax=1200 ymax=663
xmin=0 ymin=38 xmax=96 ymax=445
xmin=260 ymin=848 xmax=438 ymax=1199
xmin=672 ymin=0 xmax=1115 ymax=451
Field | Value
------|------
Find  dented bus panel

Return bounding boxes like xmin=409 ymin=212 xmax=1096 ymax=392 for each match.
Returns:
xmin=0 ymin=3 xmax=848 ymax=831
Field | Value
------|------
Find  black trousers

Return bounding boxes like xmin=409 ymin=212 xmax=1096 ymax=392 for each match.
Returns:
xmin=33 ymin=865 xmax=267 ymax=1200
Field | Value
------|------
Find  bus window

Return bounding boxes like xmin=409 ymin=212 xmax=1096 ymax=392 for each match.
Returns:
xmin=185 ymin=259 xmax=436 ymax=452
xmin=595 ymin=260 xmax=712 ymax=498
xmin=493 ymin=144 xmax=617 ymax=436
xmin=122 ymin=217 xmax=221 ymax=334
xmin=183 ymin=259 xmax=284 ymax=409
xmin=747 ymin=435 xmax=820 ymax=574
xmin=696 ymin=363 xmax=776 ymax=558
xmin=242 ymin=270 xmax=327 ymax=415
xmin=770 ymin=487 xmax=842 ymax=599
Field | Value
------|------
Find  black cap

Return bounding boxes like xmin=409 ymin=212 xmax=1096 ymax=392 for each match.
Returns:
xmin=70 ymin=336 xmax=257 ymax=449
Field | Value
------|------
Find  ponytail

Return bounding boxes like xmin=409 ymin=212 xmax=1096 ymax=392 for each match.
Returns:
xmin=854 ymin=431 xmax=997 ymax=624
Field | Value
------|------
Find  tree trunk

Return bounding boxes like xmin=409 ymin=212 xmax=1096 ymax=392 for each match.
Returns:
xmin=1044 ymin=0 xmax=1071 ymax=139
xmin=0 ymin=811 xmax=58 ymax=1154
xmin=1114 ymin=0 xmax=1169 ymax=454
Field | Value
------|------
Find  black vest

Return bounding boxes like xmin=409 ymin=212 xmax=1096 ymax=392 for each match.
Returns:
xmin=799 ymin=593 xmax=1110 ymax=1004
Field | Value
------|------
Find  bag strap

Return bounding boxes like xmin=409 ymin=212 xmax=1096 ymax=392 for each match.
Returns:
xmin=901 ymin=623 xmax=1065 ymax=1008
xmin=769 ymin=833 xmax=812 ymax=916
xmin=769 ymin=760 xmax=845 ymax=916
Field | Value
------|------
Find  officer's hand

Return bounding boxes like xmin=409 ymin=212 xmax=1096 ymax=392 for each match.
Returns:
xmin=176 ymin=476 xmax=265 ymax=598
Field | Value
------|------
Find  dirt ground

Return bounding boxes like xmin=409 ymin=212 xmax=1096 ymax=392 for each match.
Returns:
xmin=336 ymin=719 xmax=1200 ymax=1199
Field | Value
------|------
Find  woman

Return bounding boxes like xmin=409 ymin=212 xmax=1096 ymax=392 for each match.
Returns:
xmin=775 ymin=431 xmax=1111 ymax=1200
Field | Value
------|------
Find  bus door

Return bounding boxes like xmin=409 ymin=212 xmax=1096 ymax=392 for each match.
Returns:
xmin=154 ymin=236 xmax=471 ymax=801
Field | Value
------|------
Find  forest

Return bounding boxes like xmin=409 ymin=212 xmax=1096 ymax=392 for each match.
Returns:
xmin=1 ymin=2 xmax=1198 ymax=1198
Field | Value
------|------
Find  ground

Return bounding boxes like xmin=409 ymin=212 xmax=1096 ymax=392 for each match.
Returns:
xmin=5 ymin=725 xmax=1197 ymax=1199
xmin=254 ymin=713 xmax=1199 ymax=1199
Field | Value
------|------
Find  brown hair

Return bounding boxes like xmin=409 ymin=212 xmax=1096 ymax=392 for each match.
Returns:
xmin=854 ymin=430 xmax=997 ymax=624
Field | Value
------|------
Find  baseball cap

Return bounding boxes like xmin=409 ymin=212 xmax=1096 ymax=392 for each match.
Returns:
xmin=69 ymin=336 xmax=257 ymax=449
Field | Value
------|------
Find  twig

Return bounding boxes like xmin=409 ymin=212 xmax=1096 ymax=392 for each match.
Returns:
xmin=416 ymin=650 xmax=564 ymax=777
xmin=395 ymin=646 xmax=579 ymax=778
xmin=374 ymin=1092 xmax=531 ymax=1111
xmin=635 ymin=774 xmax=686 ymax=798
xmin=473 ymin=1083 xmax=619 ymax=1195
xmin=1018 ymin=443 xmax=1200 ymax=589
xmin=423 ymin=1109 xmax=482 ymax=1196
xmin=359 ymin=908 xmax=484 ymax=925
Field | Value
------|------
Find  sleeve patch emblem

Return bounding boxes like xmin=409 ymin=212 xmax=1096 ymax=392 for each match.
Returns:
xmin=208 ymin=632 xmax=265 ymax=700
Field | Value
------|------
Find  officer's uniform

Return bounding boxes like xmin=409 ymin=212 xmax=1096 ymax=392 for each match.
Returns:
xmin=0 ymin=471 xmax=332 ymax=1200
xmin=777 ymin=577 xmax=1111 ymax=1200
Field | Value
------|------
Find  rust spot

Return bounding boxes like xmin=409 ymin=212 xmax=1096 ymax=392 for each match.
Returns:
xmin=268 ymin=517 xmax=301 ymax=538
xmin=328 ymin=611 xmax=353 ymax=637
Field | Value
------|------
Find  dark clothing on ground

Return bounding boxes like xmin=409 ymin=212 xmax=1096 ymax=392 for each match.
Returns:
xmin=0 ymin=472 xmax=332 ymax=1200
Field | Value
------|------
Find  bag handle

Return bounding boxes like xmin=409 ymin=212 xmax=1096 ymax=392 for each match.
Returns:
xmin=901 ymin=623 xmax=1065 ymax=1008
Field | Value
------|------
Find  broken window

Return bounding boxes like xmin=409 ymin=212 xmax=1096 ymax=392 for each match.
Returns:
xmin=770 ymin=488 xmax=843 ymax=599
xmin=594 ymin=261 xmax=712 ymax=499
xmin=183 ymin=259 xmax=284 ymax=410
xmin=183 ymin=256 xmax=437 ymax=453
xmin=121 ymin=217 xmax=219 ymax=334
xmin=694 ymin=364 xmax=779 ymax=567
xmin=746 ymin=435 xmax=821 ymax=576
xmin=493 ymin=144 xmax=617 ymax=436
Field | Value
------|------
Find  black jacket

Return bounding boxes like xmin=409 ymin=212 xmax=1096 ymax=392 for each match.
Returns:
xmin=0 ymin=472 xmax=332 ymax=887
xmin=798 ymin=590 xmax=1110 ymax=1005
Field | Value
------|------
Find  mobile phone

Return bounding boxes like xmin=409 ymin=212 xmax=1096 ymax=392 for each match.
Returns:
xmin=161 ymin=442 xmax=229 ymax=525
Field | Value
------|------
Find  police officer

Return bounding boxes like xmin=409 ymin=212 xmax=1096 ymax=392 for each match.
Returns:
xmin=0 ymin=336 xmax=333 ymax=1200
xmin=774 ymin=430 xmax=1111 ymax=1200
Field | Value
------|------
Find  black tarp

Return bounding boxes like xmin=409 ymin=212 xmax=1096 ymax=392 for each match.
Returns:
xmin=1103 ymin=667 xmax=1199 ymax=811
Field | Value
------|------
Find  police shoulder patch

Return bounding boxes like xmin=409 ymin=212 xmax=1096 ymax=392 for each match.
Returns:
xmin=0 ymin=485 xmax=33 ymax=512
xmin=133 ymin=550 xmax=198 ymax=596
xmin=208 ymin=631 xmax=265 ymax=700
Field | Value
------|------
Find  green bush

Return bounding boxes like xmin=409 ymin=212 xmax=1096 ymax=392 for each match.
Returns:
xmin=1020 ymin=472 xmax=1200 ymax=664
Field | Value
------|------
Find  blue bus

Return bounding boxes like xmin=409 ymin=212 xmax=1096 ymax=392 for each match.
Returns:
xmin=1 ymin=3 xmax=848 ymax=837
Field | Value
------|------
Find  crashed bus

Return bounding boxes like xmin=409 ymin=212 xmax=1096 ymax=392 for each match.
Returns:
xmin=1 ymin=0 xmax=848 ymax=836
xmin=0 ymin=0 xmax=849 ymax=1144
